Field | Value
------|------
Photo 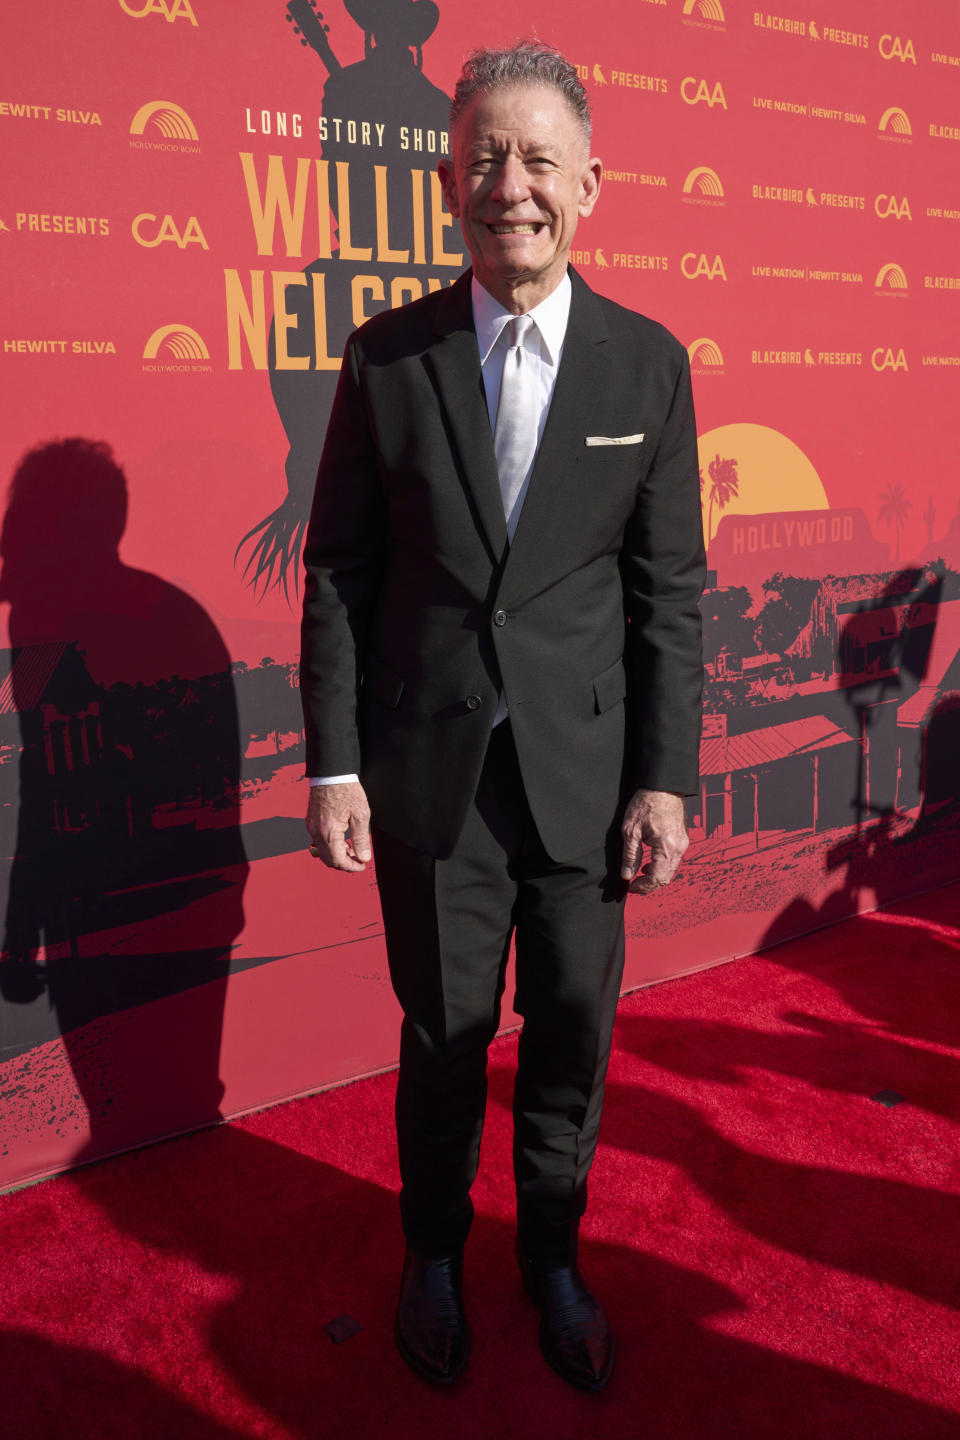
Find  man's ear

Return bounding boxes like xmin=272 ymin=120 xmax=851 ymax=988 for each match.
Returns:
xmin=579 ymin=158 xmax=603 ymax=218
xmin=438 ymin=159 xmax=460 ymax=218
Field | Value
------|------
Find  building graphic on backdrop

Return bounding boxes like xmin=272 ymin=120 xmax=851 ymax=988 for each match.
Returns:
xmin=237 ymin=0 xmax=463 ymax=598
xmin=689 ymin=425 xmax=960 ymax=880
xmin=0 ymin=440 xmax=249 ymax=1161
xmin=0 ymin=439 xmax=332 ymax=1165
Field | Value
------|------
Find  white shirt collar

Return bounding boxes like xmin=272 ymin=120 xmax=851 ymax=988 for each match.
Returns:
xmin=471 ymin=271 xmax=572 ymax=368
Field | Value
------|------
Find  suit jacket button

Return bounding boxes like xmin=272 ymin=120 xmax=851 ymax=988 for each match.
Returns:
xmin=466 ymin=694 xmax=482 ymax=710
xmin=493 ymin=609 xmax=507 ymax=627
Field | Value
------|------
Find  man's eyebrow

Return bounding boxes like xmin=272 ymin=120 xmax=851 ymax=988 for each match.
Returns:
xmin=465 ymin=135 xmax=560 ymax=157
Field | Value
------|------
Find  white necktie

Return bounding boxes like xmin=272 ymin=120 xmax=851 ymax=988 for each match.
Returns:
xmin=493 ymin=314 xmax=539 ymax=543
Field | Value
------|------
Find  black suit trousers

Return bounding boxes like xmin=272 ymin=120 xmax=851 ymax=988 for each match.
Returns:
xmin=373 ymin=721 xmax=627 ymax=1263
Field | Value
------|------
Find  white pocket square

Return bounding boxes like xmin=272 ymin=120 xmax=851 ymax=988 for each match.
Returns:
xmin=584 ymin=433 xmax=644 ymax=447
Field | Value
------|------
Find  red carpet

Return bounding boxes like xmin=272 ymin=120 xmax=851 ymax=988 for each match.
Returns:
xmin=2 ymin=884 xmax=959 ymax=1439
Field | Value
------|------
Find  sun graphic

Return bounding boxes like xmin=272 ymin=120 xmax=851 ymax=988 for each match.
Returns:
xmin=698 ymin=423 xmax=830 ymax=546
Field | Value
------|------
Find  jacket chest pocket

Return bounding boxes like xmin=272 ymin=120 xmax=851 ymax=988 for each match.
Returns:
xmin=576 ymin=445 xmax=648 ymax=526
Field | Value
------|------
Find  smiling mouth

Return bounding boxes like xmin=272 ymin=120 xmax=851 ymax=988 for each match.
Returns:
xmin=488 ymin=223 xmax=544 ymax=235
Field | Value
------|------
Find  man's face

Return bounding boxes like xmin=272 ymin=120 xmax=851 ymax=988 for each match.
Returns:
xmin=439 ymin=83 xmax=601 ymax=309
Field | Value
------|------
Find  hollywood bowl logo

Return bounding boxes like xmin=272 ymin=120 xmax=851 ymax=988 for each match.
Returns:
xmin=875 ymin=262 xmax=909 ymax=296
xmin=682 ymin=0 xmax=726 ymax=30
xmin=142 ymin=323 xmax=211 ymax=370
xmin=129 ymin=100 xmax=199 ymax=151
xmin=878 ymin=106 xmax=912 ymax=142
xmin=682 ymin=166 xmax=725 ymax=206
xmin=687 ymin=336 xmax=725 ymax=375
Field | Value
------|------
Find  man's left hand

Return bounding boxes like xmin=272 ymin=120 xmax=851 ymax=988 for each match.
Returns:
xmin=620 ymin=788 xmax=689 ymax=892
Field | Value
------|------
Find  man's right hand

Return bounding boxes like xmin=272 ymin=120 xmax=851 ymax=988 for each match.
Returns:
xmin=306 ymin=782 xmax=372 ymax=872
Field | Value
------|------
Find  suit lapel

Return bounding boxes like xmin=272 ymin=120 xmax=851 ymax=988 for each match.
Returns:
xmin=501 ymin=271 xmax=612 ymax=593
xmin=423 ymin=269 xmax=612 ymax=579
xmin=425 ymin=273 xmax=509 ymax=566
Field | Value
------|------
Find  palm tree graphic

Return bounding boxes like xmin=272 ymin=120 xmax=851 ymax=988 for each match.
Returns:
xmin=706 ymin=454 xmax=740 ymax=543
xmin=877 ymin=480 xmax=912 ymax=564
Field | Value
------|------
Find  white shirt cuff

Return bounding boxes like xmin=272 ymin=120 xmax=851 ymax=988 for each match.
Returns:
xmin=309 ymin=774 xmax=360 ymax=785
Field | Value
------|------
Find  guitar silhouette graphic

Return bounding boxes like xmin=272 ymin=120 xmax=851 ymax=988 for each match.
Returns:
xmin=239 ymin=0 xmax=461 ymax=601
xmin=285 ymin=0 xmax=342 ymax=75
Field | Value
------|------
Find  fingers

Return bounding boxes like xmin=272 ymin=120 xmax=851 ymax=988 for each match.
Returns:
xmin=306 ymin=782 xmax=371 ymax=873
xmin=628 ymin=841 xmax=683 ymax=894
xmin=308 ymin=829 xmax=365 ymax=872
xmin=620 ymin=827 xmax=642 ymax=882
xmin=621 ymin=788 xmax=690 ymax=893
xmin=347 ymin=810 xmax=372 ymax=864
xmin=326 ymin=826 xmax=367 ymax=873
xmin=629 ymin=870 xmax=659 ymax=895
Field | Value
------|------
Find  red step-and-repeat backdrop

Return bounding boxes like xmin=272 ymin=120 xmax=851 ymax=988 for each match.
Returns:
xmin=2 ymin=0 xmax=959 ymax=1188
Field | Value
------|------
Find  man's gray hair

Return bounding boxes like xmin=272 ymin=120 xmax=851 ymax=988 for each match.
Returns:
xmin=450 ymin=40 xmax=592 ymax=144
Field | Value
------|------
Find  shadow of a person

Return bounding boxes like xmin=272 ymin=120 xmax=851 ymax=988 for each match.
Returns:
xmin=913 ymin=690 xmax=960 ymax=832
xmin=241 ymin=0 xmax=463 ymax=599
xmin=834 ymin=563 xmax=943 ymax=829
xmin=587 ymin=1068 xmax=960 ymax=1309
xmin=0 ymin=438 xmax=247 ymax=1171
xmin=0 ymin=1329 xmax=254 ymax=1440
xmin=756 ymin=565 xmax=953 ymax=953
xmin=481 ymin=1046 xmax=960 ymax=1437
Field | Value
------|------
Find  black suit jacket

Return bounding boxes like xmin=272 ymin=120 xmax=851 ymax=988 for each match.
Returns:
xmin=300 ymin=268 xmax=705 ymax=862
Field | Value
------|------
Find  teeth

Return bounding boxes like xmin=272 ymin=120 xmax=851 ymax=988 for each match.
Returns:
xmin=490 ymin=224 xmax=539 ymax=234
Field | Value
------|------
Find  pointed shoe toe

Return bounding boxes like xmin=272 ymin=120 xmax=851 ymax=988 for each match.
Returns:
xmin=395 ymin=1249 xmax=470 ymax=1385
xmin=519 ymin=1257 xmax=615 ymax=1392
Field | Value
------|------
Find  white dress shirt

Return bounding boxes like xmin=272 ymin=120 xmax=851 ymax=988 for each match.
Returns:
xmin=473 ymin=271 xmax=571 ymax=530
xmin=311 ymin=273 xmax=572 ymax=785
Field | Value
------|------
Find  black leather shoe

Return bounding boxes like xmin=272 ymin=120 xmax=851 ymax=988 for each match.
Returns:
xmin=519 ymin=1254 xmax=615 ymax=1391
xmin=395 ymin=1249 xmax=470 ymax=1384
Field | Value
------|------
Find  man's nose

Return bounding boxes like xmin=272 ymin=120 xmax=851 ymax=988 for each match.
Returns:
xmin=492 ymin=154 xmax=530 ymax=205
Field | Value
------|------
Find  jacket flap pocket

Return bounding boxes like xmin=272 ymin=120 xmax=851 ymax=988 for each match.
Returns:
xmin=593 ymin=658 xmax=626 ymax=715
xmin=364 ymin=654 xmax=404 ymax=709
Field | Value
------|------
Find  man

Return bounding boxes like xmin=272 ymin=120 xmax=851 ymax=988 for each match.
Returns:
xmin=301 ymin=41 xmax=705 ymax=1391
